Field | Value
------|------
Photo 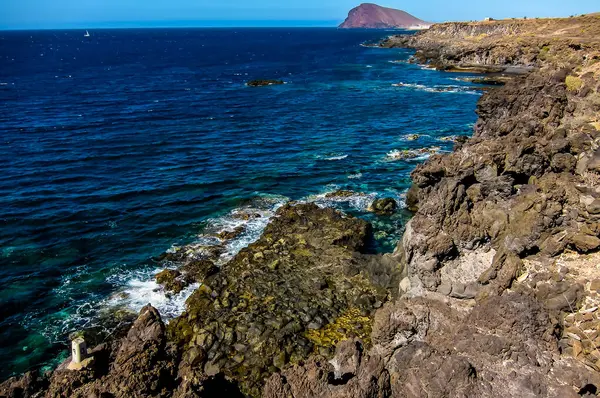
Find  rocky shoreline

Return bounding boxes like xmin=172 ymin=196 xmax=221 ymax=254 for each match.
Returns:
xmin=4 ymin=15 xmax=600 ymax=398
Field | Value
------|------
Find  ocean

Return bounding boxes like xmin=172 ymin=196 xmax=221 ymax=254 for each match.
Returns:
xmin=0 ymin=28 xmax=480 ymax=378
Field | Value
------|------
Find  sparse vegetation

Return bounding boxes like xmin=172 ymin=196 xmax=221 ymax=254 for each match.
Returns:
xmin=538 ymin=45 xmax=550 ymax=60
xmin=565 ymin=75 xmax=583 ymax=91
xmin=474 ymin=33 xmax=489 ymax=42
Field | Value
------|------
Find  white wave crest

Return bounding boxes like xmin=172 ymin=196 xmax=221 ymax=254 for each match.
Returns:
xmin=385 ymin=147 xmax=441 ymax=162
xmin=324 ymin=154 xmax=348 ymax=161
xmin=392 ymin=82 xmax=481 ymax=95
xmin=303 ymin=188 xmax=377 ymax=212
xmin=106 ymin=268 xmax=200 ymax=320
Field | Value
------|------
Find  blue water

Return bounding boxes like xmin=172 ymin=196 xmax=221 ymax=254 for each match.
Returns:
xmin=0 ymin=28 xmax=480 ymax=378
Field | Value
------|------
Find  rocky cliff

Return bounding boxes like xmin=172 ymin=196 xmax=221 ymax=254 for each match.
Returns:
xmin=339 ymin=3 xmax=429 ymax=29
xmin=266 ymin=15 xmax=600 ymax=396
xmin=4 ymin=14 xmax=600 ymax=398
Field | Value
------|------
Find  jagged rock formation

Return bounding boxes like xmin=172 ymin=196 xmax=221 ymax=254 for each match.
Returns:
xmin=265 ymin=15 xmax=600 ymax=397
xmin=339 ymin=3 xmax=430 ymax=29
xmin=0 ymin=305 xmax=178 ymax=398
xmin=168 ymin=203 xmax=399 ymax=397
xmin=264 ymin=294 xmax=600 ymax=397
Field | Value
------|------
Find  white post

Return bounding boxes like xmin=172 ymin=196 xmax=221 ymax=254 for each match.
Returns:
xmin=71 ymin=337 xmax=87 ymax=364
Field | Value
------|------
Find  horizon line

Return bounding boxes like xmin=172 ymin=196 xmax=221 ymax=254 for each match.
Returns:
xmin=0 ymin=19 xmax=352 ymax=31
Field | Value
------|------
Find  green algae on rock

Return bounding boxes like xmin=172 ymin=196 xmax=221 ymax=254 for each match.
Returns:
xmin=304 ymin=307 xmax=373 ymax=353
xmin=368 ymin=198 xmax=398 ymax=216
xmin=155 ymin=269 xmax=188 ymax=294
xmin=168 ymin=203 xmax=399 ymax=397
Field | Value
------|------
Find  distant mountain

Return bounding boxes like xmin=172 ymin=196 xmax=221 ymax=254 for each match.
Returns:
xmin=339 ymin=3 xmax=430 ymax=29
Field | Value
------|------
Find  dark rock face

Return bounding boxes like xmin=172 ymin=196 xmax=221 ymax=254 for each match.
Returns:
xmin=264 ymin=293 xmax=600 ymax=397
xmin=10 ymin=305 xmax=180 ymax=398
xmin=339 ymin=3 xmax=429 ymax=29
xmin=2 ymin=204 xmax=401 ymax=398
xmin=392 ymin=35 xmax=600 ymax=304
xmin=0 ymin=371 xmax=47 ymax=398
xmin=368 ymin=198 xmax=398 ymax=215
xmin=263 ymin=16 xmax=600 ymax=398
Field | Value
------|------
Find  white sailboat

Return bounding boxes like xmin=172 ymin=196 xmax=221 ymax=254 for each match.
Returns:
xmin=84 ymin=30 xmax=90 ymax=37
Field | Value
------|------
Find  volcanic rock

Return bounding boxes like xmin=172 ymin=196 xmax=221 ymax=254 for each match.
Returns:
xmin=246 ymin=80 xmax=284 ymax=87
xmin=339 ymin=3 xmax=430 ymax=29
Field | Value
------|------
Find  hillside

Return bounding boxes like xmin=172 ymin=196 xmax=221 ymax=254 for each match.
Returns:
xmin=339 ymin=3 xmax=430 ymax=29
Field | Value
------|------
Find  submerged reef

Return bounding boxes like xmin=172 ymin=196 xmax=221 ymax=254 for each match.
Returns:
xmin=246 ymin=80 xmax=284 ymax=87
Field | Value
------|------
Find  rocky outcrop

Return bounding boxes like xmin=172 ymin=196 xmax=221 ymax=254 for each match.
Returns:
xmin=1 ymin=304 xmax=179 ymax=398
xmin=368 ymin=198 xmax=398 ymax=215
xmin=386 ymin=16 xmax=600 ymax=304
xmin=0 ymin=371 xmax=48 ymax=398
xmin=263 ymin=15 xmax=600 ymax=397
xmin=380 ymin=15 xmax=600 ymax=72
xmin=168 ymin=203 xmax=400 ymax=397
xmin=264 ymin=293 xmax=600 ymax=397
xmin=339 ymin=3 xmax=429 ymax=29
xmin=246 ymin=80 xmax=284 ymax=87
xmin=2 ymin=204 xmax=402 ymax=398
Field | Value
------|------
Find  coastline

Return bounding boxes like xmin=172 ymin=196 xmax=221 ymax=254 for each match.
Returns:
xmin=4 ymin=15 xmax=600 ymax=397
xmin=2 ymin=27 xmax=480 ymax=382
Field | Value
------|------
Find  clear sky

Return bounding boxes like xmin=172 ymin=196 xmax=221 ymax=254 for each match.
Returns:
xmin=1 ymin=0 xmax=599 ymax=30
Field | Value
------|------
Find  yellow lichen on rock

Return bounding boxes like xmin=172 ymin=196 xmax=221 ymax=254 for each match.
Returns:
xmin=304 ymin=307 xmax=372 ymax=351
xmin=565 ymin=75 xmax=583 ymax=91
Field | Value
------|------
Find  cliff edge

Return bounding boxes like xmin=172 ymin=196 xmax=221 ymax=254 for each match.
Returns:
xmin=267 ymin=15 xmax=600 ymax=397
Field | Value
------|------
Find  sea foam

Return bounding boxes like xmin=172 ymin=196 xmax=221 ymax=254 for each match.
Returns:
xmin=392 ymin=82 xmax=481 ymax=95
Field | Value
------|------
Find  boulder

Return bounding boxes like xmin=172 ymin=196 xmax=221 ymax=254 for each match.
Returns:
xmin=368 ymin=198 xmax=398 ymax=215
xmin=155 ymin=269 xmax=187 ymax=293
xmin=569 ymin=234 xmax=600 ymax=253
xmin=217 ymin=226 xmax=245 ymax=241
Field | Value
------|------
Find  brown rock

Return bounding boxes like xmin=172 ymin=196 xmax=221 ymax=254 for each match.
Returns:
xmin=155 ymin=269 xmax=187 ymax=293
xmin=339 ymin=3 xmax=429 ymax=29
xmin=368 ymin=197 xmax=398 ymax=215
xmin=573 ymin=339 xmax=583 ymax=358
xmin=569 ymin=234 xmax=600 ymax=253
xmin=587 ymin=149 xmax=600 ymax=172
xmin=217 ymin=226 xmax=246 ymax=240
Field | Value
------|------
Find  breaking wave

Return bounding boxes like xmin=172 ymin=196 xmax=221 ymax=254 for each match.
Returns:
xmin=392 ymin=82 xmax=482 ymax=95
